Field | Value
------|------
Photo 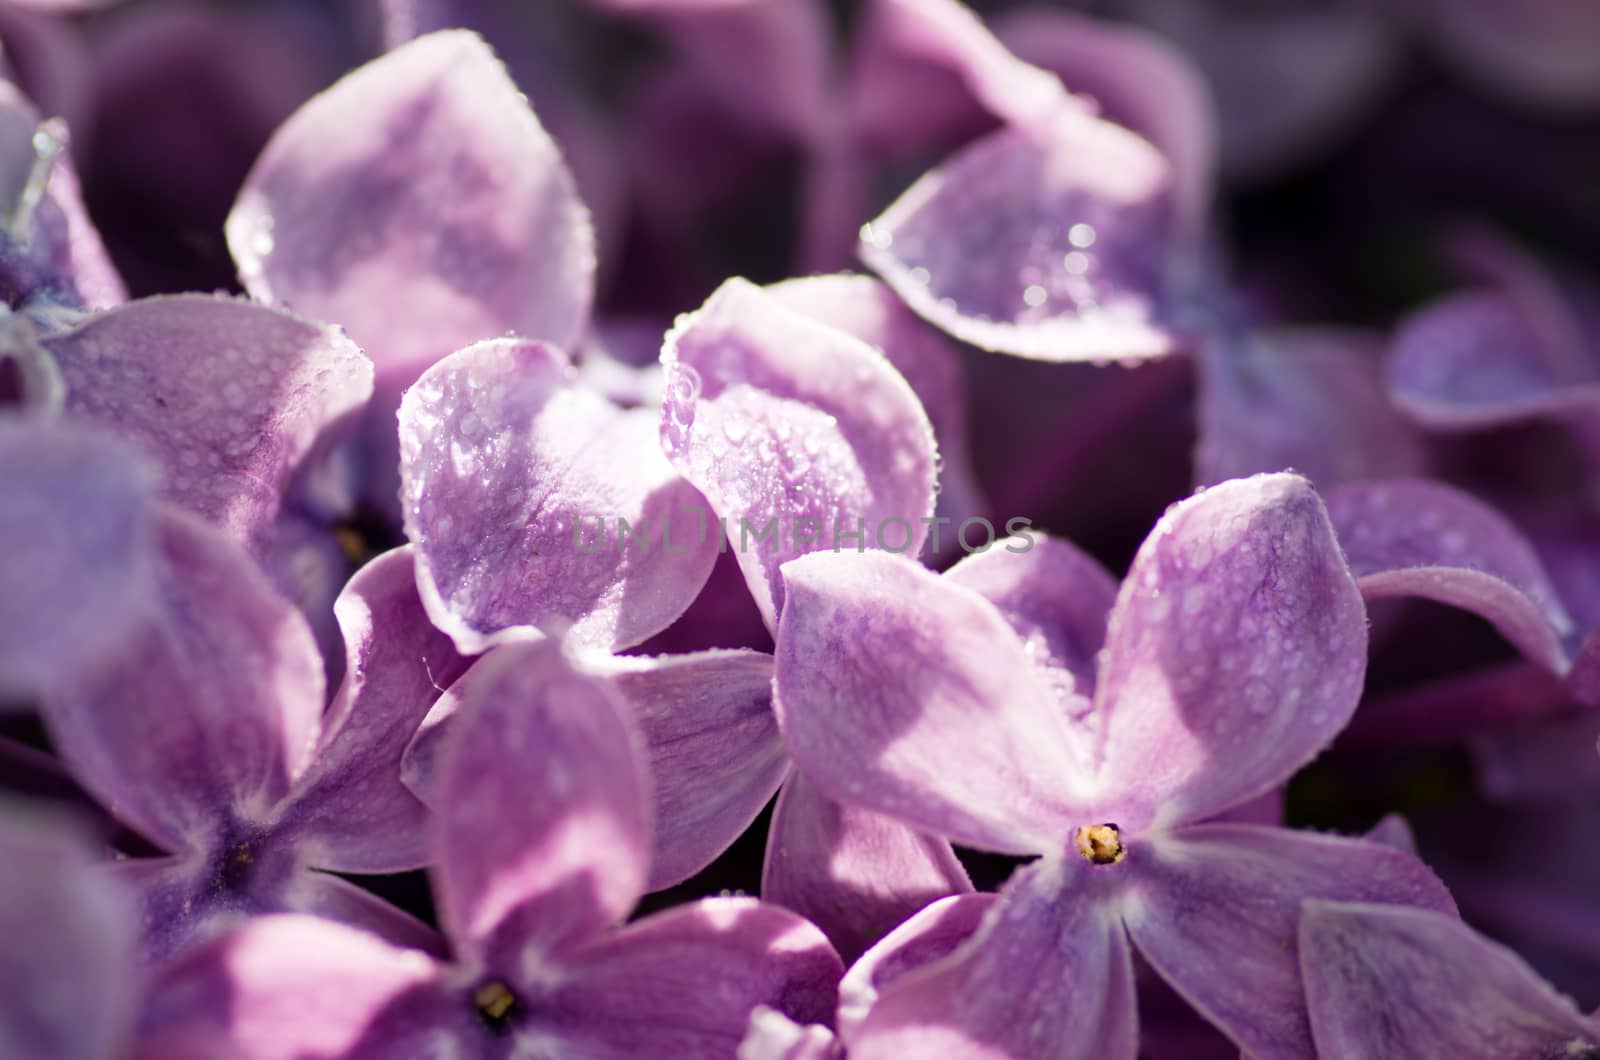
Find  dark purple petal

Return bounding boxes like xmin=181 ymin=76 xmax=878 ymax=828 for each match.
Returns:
xmin=400 ymin=338 xmax=716 ymax=653
xmin=851 ymin=857 xmax=1136 ymax=1060
xmin=1124 ymin=824 xmax=1456 ymax=1059
xmin=228 ymin=29 xmax=595 ymax=386
xmin=0 ymin=417 xmax=159 ymax=700
xmin=762 ymin=772 xmax=972 ymax=963
xmin=589 ymin=0 xmax=829 ymax=139
xmin=995 ymin=7 xmax=1217 ymax=231
xmin=1470 ymin=712 xmax=1600 ymax=802
xmin=1325 ymin=479 xmax=1574 ymax=674
xmin=544 ymin=897 xmax=843 ymax=1056
xmin=605 ymin=650 xmax=789 ymax=890
xmin=432 ymin=641 xmax=649 ymax=961
xmin=1388 ymin=280 xmax=1600 ymax=431
xmin=766 ymin=273 xmax=986 ymax=534
xmin=1343 ymin=663 xmax=1573 ymax=753
xmin=47 ymin=294 xmax=372 ymax=543
xmin=661 ymin=278 xmax=938 ymax=629
xmin=859 ymin=107 xmax=1179 ymax=363
xmin=42 ymin=509 xmax=324 ymax=856
xmin=269 ymin=547 xmax=470 ymax=874
xmin=774 ymin=549 xmax=1087 ymax=854
xmin=0 ymin=808 xmax=136 ymax=1060
xmin=1195 ymin=327 xmax=1428 ymax=488
xmin=1091 ymin=473 xmax=1368 ymax=830
xmin=134 ymin=914 xmax=443 ymax=1060
xmin=943 ymin=531 xmax=1118 ymax=701
xmin=1302 ymin=900 xmax=1600 ymax=1057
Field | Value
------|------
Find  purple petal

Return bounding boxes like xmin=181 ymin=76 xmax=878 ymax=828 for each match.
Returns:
xmin=135 ymin=914 xmax=442 ymax=1060
xmin=1092 ymin=473 xmax=1368 ymax=830
xmin=400 ymin=338 xmax=717 ymax=653
xmin=432 ymin=641 xmax=649 ymax=960
xmin=270 ymin=547 xmax=470 ymax=874
xmin=859 ymin=107 xmax=1179 ymax=363
xmin=47 ymin=294 xmax=372 ymax=543
xmin=774 ymin=549 xmax=1086 ymax=854
xmin=1388 ymin=280 xmax=1600 ymax=431
xmin=604 ymin=650 xmax=789 ymax=890
xmin=545 ymin=897 xmax=843 ymax=1055
xmin=836 ymin=892 xmax=996 ymax=1043
xmin=1195 ymin=327 xmax=1428 ymax=488
xmin=42 ymin=509 xmax=324 ymax=856
xmin=0 ymin=417 xmax=160 ymax=700
xmin=1343 ymin=662 xmax=1573 ymax=753
xmin=766 ymin=273 xmax=986 ymax=535
xmin=1302 ymin=900 xmax=1600 ymax=1057
xmin=943 ymin=531 xmax=1118 ymax=701
xmin=228 ymin=29 xmax=595 ymax=385
xmin=995 ymin=8 xmax=1217 ymax=232
xmin=1125 ymin=823 xmax=1456 ymax=1059
xmin=1470 ymin=712 xmax=1600 ymax=802
xmin=851 ymin=857 xmax=1137 ymax=1060
xmin=1325 ymin=479 xmax=1574 ymax=674
xmin=762 ymin=772 xmax=972 ymax=963
xmin=0 ymin=808 xmax=136 ymax=1060
xmin=847 ymin=0 xmax=1073 ymax=158
xmin=661 ymin=278 xmax=938 ymax=629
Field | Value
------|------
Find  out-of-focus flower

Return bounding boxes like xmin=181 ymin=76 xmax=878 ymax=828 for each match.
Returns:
xmin=772 ymin=473 xmax=1454 ymax=1057
xmin=37 ymin=533 xmax=466 ymax=962
xmin=133 ymin=638 xmax=843 ymax=1059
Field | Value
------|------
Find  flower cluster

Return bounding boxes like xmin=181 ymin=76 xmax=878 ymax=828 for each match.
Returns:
xmin=4 ymin=0 xmax=1600 ymax=1057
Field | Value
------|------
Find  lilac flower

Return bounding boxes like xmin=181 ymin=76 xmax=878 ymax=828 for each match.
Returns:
xmin=37 ymin=520 xmax=465 ymax=961
xmin=132 ymin=639 xmax=843 ymax=1059
xmin=771 ymin=473 xmax=1454 ymax=1056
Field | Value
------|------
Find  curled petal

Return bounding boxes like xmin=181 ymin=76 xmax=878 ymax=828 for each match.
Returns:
xmin=433 ymin=641 xmax=649 ymax=961
xmin=1302 ymin=901 xmax=1600 ymax=1058
xmin=42 ymin=510 xmax=324 ymax=856
xmin=47 ymin=294 xmax=373 ymax=543
xmin=0 ymin=809 xmax=136 ymax=1060
xmin=271 ymin=547 xmax=471 ymax=874
xmin=859 ymin=107 xmax=1178 ymax=363
xmin=1125 ymin=824 xmax=1456 ymax=1060
xmin=766 ymin=273 xmax=985 ymax=533
xmin=228 ymin=29 xmax=595 ymax=385
xmin=661 ymin=278 xmax=938 ymax=629
xmin=399 ymin=338 xmax=717 ymax=653
xmin=1195 ymin=327 xmax=1427 ymax=488
xmin=1092 ymin=473 xmax=1368 ymax=830
xmin=547 ymin=897 xmax=843 ymax=1055
xmin=135 ymin=914 xmax=443 ymax=1060
xmin=762 ymin=772 xmax=972 ymax=963
xmin=837 ymin=892 xmax=996 ymax=1044
xmin=1388 ymin=282 xmax=1600 ymax=431
xmin=739 ymin=1007 xmax=840 ymax=1060
xmin=0 ymin=418 xmax=159 ymax=700
xmin=1326 ymin=479 xmax=1574 ymax=674
xmin=775 ymin=550 xmax=1087 ymax=854
xmin=943 ymin=532 xmax=1118 ymax=702
xmin=852 ymin=857 xmax=1136 ymax=1060
xmin=604 ymin=649 xmax=789 ymax=889
xmin=847 ymin=0 xmax=1074 ymax=158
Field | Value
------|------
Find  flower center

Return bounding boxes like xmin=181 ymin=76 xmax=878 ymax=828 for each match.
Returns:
xmin=473 ymin=979 xmax=519 ymax=1030
xmin=1073 ymin=823 xmax=1125 ymax=865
